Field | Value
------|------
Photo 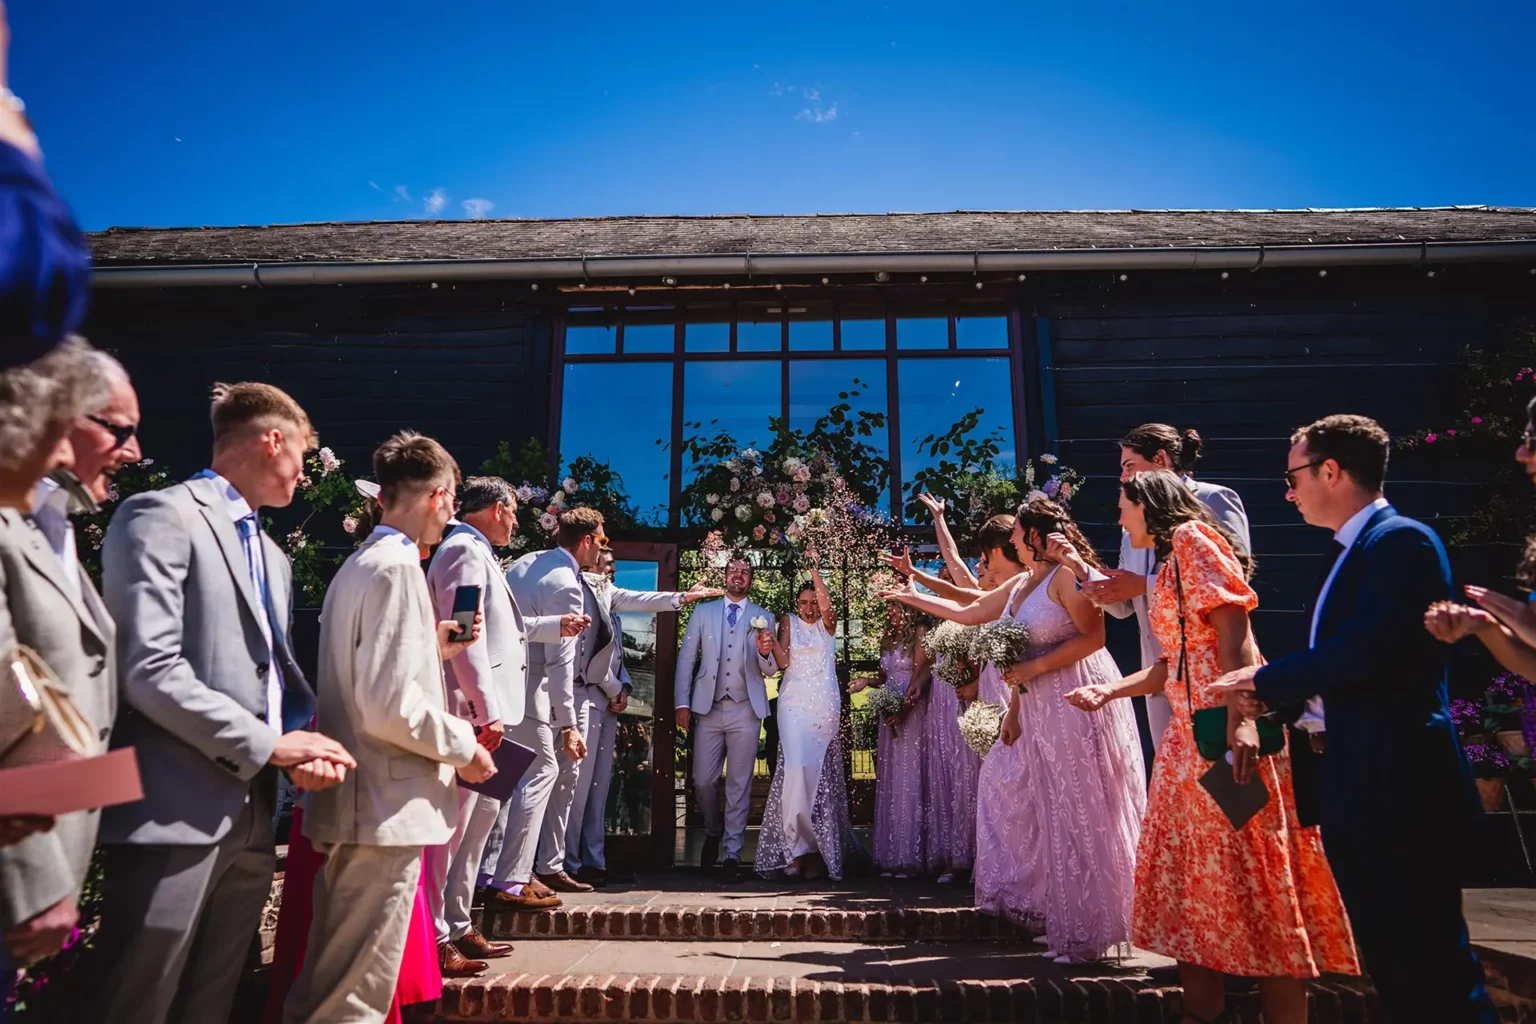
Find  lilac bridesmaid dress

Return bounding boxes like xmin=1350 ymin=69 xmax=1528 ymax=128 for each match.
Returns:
xmin=923 ymin=660 xmax=981 ymax=875
xmin=872 ymin=643 xmax=929 ymax=874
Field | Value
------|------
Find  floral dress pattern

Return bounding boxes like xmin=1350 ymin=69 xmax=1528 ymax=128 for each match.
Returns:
xmin=1133 ymin=521 xmax=1361 ymax=978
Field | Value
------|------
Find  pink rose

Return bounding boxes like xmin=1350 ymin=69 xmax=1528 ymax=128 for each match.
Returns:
xmin=1448 ymin=429 xmax=1458 ymax=436
xmin=1472 ymin=417 xmax=1483 ymax=424
xmin=752 ymin=525 xmax=767 ymax=541
xmin=1425 ymin=433 xmax=1438 ymax=444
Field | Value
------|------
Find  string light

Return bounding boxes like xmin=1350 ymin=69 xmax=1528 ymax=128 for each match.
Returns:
xmin=1220 ymin=271 xmax=1230 ymax=280
xmin=430 ymin=283 xmax=439 ymax=289
xmin=919 ymin=275 xmax=928 ymax=283
xmin=531 ymin=283 xmax=539 ymax=291
xmin=1318 ymin=270 xmax=1328 ymax=278
xmin=874 ymin=271 xmax=890 ymax=282
xmin=821 ymin=277 xmax=829 ymax=285
xmin=662 ymin=276 xmax=677 ymax=286
xmin=975 ymin=281 xmax=983 ymax=290
xmin=1017 ymin=274 xmax=1027 ymax=282
xmin=1118 ymin=274 xmax=1128 ymax=282
xmin=628 ymin=287 xmax=637 ymax=296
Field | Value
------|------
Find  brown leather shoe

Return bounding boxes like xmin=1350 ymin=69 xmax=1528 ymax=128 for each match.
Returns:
xmin=438 ymin=940 xmax=488 ymax=977
xmin=536 ymin=870 xmax=595 ymax=893
xmin=491 ymin=886 xmax=562 ymax=911
xmin=454 ymin=925 xmax=513 ymax=960
xmin=526 ymin=877 xmax=558 ymax=898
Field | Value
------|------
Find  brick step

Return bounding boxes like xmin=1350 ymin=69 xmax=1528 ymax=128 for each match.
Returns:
xmin=475 ymin=904 xmax=1035 ymax=944
xmin=440 ymin=965 xmax=1379 ymax=1023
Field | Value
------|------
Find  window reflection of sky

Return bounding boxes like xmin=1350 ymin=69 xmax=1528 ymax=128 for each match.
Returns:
xmin=559 ymin=362 xmax=672 ymax=523
xmin=682 ymin=361 xmax=781 ymax=479
xmin=898 ymin=356 xmax=1014 ymax=520
xmin=789 ymin=360 xmax=889 ymax=510
xmin=613 ymin=560 xmax=660 ymax=709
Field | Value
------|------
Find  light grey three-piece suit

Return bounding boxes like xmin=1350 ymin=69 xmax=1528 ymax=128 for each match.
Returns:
xmin=82 ymin=474 xmax=315 ymax=1024
xmin=675 ymin=597 xmax=777 ymax=862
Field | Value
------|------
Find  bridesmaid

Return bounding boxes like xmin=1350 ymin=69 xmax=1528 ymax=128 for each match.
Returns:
xmin=852 ymin=602 xmax=932 ymax=878
xmin=1069 ymin=471 xmax=1358 ymax=1024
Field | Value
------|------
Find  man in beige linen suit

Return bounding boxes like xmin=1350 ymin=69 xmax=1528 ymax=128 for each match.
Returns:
xmin=287 ymin=433 xmax=496 ymax=1024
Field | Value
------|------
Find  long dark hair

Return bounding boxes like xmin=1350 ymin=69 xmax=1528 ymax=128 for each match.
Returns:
xmin=1120 ymin=422 xmax=1204 ymax=476
xmin=1121 ymin=470 xmax=1254 ymax=579
xmin=1014 ymin=497 xmax=1105 ymax=571
xmin=976 ymin=514 xmax=1023 ymax=566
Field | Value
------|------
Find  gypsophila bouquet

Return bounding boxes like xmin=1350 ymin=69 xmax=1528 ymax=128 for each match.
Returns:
xmin=969 ymin=620 xmax=1033 ymax=692
xmin=864 ymin=686 xmax=907 ymax=735
xmin=958 ymin=700 xmax=1004 ymax=757
xmin=924 ymin=621 xmax=980 ymax=688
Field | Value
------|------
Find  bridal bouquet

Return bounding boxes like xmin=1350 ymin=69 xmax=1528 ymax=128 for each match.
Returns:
xmin=863 ymin=686 xmax=907 ymax=735
xmin=968 ymin=620 xmax=1034 ymax=692
xmin=923 ymin=621 xmax=980 ymax=688
xmin=958 ymin=699 xmax=1004 ymax=757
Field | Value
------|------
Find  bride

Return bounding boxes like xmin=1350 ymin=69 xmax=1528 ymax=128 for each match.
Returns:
xmin=755 ymin=552 xmax=862 ymax=881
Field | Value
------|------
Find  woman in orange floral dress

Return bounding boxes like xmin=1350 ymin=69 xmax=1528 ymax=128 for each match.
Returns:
xmin=1068 ymin=470 xmax=1358 ymax=1024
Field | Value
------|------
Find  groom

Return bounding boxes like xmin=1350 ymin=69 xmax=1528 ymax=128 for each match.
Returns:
xmin=1213 ymin=414 xmax=1493 ymax=1023
xmin=675 ymin=552 xmax=776 ymax=881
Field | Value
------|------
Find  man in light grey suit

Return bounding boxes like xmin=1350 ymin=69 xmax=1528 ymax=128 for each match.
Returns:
xmin=546 ymin=547 xmax=720 ymax=889
xmin=1083 ymin=423 xmax=1251 ymax=755
xmin=489 ymin=507 xmax=605 ymax=909
xmin=82 ymin=383 xmax=355 ymax=1024
xmin=0 ymin=342 xmax=118 ymax=968
xmin=423 ymin=477 xmax=587 ymax=976
xmin=288 ymin=431 xmax=495 ymax=1024
xmin=675 ymin=552 xmax=777 ymax=880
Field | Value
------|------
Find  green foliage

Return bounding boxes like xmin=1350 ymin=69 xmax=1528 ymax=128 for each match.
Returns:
xmin=274 ymin=447 xmax=372 ymax=605
xmin=903 ymin=408 xmax=1006 ymax=523
xmin=480 ymin=439 xmax=650 ymax=553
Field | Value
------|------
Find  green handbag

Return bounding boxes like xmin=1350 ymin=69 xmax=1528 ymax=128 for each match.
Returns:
xmin=1173 ymin=558 xmax=1285 ymax=762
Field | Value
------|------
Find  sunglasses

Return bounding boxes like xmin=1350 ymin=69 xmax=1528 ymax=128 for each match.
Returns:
xmin=88 ymin=415 xmax=138 ymax=451
xmin=1284 ymin=458 xmax=1328 ymax=489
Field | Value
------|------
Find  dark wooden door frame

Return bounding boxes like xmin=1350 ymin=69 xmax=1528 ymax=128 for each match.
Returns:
xmin=602 ymin=540 xmax=679 ymax=870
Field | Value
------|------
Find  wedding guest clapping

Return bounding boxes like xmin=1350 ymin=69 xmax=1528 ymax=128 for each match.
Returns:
xmin=76 ymin=383 xmax=354 ymax=1024
xmin=1067 ymin=470 xmax=1357 ymax=1022
xmin=1211 ymin=415 xmax=1494 ymax=1023
xmin=285 ymin=432 xmax=495 ymax=1024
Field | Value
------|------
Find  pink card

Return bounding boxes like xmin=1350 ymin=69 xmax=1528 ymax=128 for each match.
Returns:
xmin=0 ymin=747 xmax=144 ymax=817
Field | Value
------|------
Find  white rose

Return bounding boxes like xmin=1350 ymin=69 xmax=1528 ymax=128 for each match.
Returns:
xmin=735 ymin=505 xmax=752 ymax=521
xmin=342 ymin=515 xmax=359 ymax=535
xmin=729 ymin=478 xmax=741 ymax=493
xmin=1025 ymin=489 xmax=1048 ymax=503
xmin=562 ymin=477 xmax=579 ymax=494
xmin=711 ymin=508 xmax=725 ymax=522
xmin=706 ymin=493 xmax=719 ymax=505
xmin=756 ymin=491 xmax=775 ymax=509
xmin=750 ymin=616 xmax=768 ymax=630
xmin=1039 ymin=453 xmax=1058 ymax=465
xmin=516 ymin=485 xmax=535 ymax=503
xmin=551 ymin=491 xmax=566 ymax=507
xmin=318 ymin=447 xmax=341 ymax=475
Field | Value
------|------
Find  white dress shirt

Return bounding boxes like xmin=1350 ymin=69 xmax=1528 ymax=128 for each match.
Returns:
xmin=197 ymin=469 xmax=284 ymax=731
xmin=30 ymin=476 xmax=81 ymax=603
xmin=1295 ymin=496 xmax=1391 ymax=733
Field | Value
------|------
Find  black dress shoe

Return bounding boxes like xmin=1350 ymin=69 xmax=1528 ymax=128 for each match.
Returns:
xmin=721 ymin=858 xmax=745 ymax=883
xmin=605 ymin=867 xmax=637 ymax=885
xmin=700 ymin=834 xmax=721 ymax=871
xmin=573 ymin=866 xmax=608 ymax=888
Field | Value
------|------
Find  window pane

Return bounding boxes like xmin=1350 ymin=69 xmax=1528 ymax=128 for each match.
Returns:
xmin=957 ymin=316 xmax=1008 ymax=350
xmin=737 ymin=317 xmax=783 ymax=352
xmin=685 ymin=322 xmax=730 ymax=353
xmin=682 ymin=361 xmax=782 ymax=479
xmin=898 ymin=357 xmax=1015 ymax=522
xmin=566 ymin=324 xmax=616 ymax=355
xmin=789 ymin=309 xmax=833 ymax=352
xmin=897 ymin=317 xmax=949 ymax=350
xmin=607 ymin=558 xmax=658 ymax=836
xmin=559 ymin=362 xmax=672 ymax=524
xmin=624 ymin=323 xmax=675 ymax=354
xmin=840 ymin=319 xmax=886 ymax=351
xmin=790 ymin=360 xmax=890 ymax=510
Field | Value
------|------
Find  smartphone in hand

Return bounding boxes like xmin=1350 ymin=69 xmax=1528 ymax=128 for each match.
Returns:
xmin=450 ymin=585 xmax=481 ymax=641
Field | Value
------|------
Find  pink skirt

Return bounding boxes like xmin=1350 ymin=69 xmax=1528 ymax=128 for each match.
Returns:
xmin=263 ymin=806 xmax=443 ymax=1023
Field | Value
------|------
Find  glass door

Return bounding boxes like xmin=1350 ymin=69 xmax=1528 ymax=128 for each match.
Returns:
xmin=602 ymin=541 xmax=678 ymax=869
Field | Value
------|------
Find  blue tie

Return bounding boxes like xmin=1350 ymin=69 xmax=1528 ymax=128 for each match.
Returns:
xmin=236 ymin=514 xmax=282 ymax=730
xmin=727 ymin=604 xmax=739 ymax=628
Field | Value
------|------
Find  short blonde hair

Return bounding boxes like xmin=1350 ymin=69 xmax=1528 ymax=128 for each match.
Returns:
xmin=210 ymin=381 xmax=316 ymax=450
xmin=373 ymin=430 xmax=460 ymax=506
xmin=0 ymin=336 xmax=109 ymax=474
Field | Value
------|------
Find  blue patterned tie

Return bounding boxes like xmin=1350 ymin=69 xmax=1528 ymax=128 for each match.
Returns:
xmin=727 ymin=604 xmax=739 ymax=628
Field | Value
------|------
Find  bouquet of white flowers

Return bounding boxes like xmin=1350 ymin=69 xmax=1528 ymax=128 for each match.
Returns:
xmin=957 ymin=699 xmax=1004 ymax=757
xmin=749 ymin=615 xmax=769 ymax=631
xmin=923 ymin=621 xmax=980 ymax=688
xmin=863 ymin=686 xmax=907 ymax=735
xmin=968 ymin=619 xmax=1033 ymax=691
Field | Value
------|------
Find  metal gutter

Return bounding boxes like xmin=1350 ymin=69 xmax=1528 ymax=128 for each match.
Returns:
xmin=91 ymin=238 xmax=1536 ymax=289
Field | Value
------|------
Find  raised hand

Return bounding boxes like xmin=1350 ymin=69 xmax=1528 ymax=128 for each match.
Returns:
xmin=0 ymin=3 xmax=40 ymax=160
xmin=438 ymin=612 xmax=484 ymax=660
xmin=682 ymin=581 xmax=726 ymax=604
xmin=917 ymin=492 xmax=947 ymax=520
xmin=880 ymin=549 xmax=916 ymax=578
xmin=1043 ymin=532 xmax=1090 ymax=581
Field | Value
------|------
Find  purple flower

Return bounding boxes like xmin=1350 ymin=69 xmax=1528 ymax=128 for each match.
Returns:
xmin=1449 ymin=698 xmax=1481 ymax=731
xmin=1043 ymin=476 xmax=1061 ymax=498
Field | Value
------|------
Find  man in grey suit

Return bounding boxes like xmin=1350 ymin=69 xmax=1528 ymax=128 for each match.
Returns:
xmin=1082 ymin=423 xmax=1251 ymax=754
xmin=82 ymin=382 xmax=355 ymax=1024
xmin=489 ymin=507 xmax=605 ymax=909
xmin=0 ymin=340 xmax=116 ymax=968
xmin=675 ymin=552 xmax=777 ymax=881
xmin=423 ymin=477 xmax=587 ymax=975
xmin=547 ymin=547 xmax=720 ymax=889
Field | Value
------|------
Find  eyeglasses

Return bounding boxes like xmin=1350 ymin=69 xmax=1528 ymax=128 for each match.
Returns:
xmin=87 ymin=415 xmax=138 ymax=451
xmin=1284 ymin=458 xmax=1328 ymax=489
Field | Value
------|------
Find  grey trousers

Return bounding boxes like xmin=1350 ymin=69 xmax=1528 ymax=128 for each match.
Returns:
xmin=78 ymin=782 xmax=276 ymax=1024
xmin=564 ymin=686 xmax=620 ymax=872
xmin=283 ymin=842 xmax=421 ymax=1024
xmin=493 ymin=716 xmax=560 ymax=885
xmin=424 ymin=785 xmax=501 ymax=943
xmin=690 ymin=698 xmax=761 ymax=861
xmin=535 ymin=696 xmax=593 ymax=875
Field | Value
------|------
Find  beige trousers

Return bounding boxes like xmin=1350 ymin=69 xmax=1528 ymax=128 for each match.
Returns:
xmin=283 ymin=842 xmax=422 ymax=1024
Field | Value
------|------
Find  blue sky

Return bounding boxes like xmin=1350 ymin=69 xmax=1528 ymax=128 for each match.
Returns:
xmin=14 ymin=0 xmax=1535 ymax=231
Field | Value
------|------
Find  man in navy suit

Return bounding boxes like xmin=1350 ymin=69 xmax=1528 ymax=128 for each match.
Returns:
xmin=1214 ymin=414 xmax=1494 ymax=1023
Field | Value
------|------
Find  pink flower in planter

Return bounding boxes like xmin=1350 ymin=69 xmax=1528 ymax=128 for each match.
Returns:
xmin=1425 ymin=433 xmax=1439 ymax=444
xmin=1448 ymin=429 xmax=1458 ymax=436
xmin=1472 ymin=416 xmax=1483 ymax=424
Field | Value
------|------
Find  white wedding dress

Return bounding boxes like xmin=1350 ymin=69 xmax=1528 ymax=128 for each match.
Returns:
xmin=755 ymin=614 xmax=862 ymax=880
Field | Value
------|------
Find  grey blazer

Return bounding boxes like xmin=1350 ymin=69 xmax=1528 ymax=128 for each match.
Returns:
xmin=505 ymin=548 xmax=586 ymax=729
xmin=577 ymin=578 xmax=679 ymax=701
xmin=0 ymin=509 xmax=117 ymax=928
xmin=1105 ymin=477 xmax=1251 ymax=670
xmin=99 ymin=476 xmax=314 ymax=846
xmin=426 ymin=524 xmax=563 ymax=729
xmin=674 ymin=598 xmax=777 ymax=720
